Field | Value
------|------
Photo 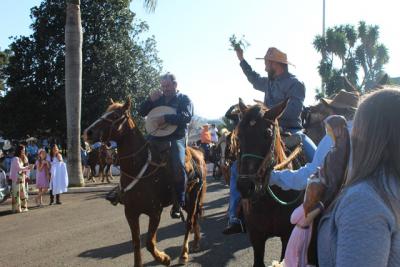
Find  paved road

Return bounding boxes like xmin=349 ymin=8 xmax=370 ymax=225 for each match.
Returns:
xmin=0 ymin=177 xmax=281 ymax=267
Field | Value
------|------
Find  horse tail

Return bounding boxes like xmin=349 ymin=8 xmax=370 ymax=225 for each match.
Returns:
xmin=186 ymin=147 xmax=207 ymax=217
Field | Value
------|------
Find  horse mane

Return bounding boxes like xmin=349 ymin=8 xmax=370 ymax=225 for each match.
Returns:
xmin=274 ymin=126 xmax=287 ymax=164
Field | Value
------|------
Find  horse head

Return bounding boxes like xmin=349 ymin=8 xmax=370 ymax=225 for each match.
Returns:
xmin=303 ymin=101 xmax=332 ymax=144
xmin=236 ymin=98 xmax=288 ymax=198
xmin=84 ymin=97 xmax=136 ymax=144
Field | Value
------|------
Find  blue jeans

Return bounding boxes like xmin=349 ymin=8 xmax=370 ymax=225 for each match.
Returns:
xmin=170 ymin=137 xmax=188 ymax=206
xmin=228 ymin=161 xmax=241 ymax=225
xmin=287 ymin=129 xmax=316 ymax=163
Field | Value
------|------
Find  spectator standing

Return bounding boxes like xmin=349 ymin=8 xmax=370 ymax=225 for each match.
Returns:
xmin=49 ymin=144 xmax=69 ymax=205
xmin=35 ymin=149 xmax=50 ymax=206
xmin=9 ymin=145 xmax=32 ymax=213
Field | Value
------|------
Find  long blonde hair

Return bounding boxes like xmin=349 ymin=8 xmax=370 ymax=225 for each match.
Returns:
xmin=346 ymin=87 xmax=400 ymax=220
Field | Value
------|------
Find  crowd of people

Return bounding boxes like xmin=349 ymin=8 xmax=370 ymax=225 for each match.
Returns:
xmin=0 ymin=140 xmax=69 ymax=213
xmin=1 ymin=44 xmax=399 ymax=265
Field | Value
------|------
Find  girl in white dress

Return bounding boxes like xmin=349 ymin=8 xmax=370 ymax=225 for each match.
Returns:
xmin=49 ymin=145 xmax=68 ymax=205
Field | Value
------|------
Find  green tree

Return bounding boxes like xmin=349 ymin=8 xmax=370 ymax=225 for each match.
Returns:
xmin=314 ymin=21 xmax=389 ymax=96
xmin=0 ymin=49 xmax=10 ymax=93
xmin=0 ymin=0 xmax=162 ymax=139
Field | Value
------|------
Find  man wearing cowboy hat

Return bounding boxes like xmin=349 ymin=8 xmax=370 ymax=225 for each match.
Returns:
xmin=138 ymin=72 xmax=193 ymax=219
xmin=223 ymin=47 xmax=317 ymax=235
xmin=235 ymin=46 xmax=316 ymax=162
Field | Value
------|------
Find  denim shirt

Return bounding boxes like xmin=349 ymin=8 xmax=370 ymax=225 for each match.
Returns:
xmin=138 ymin=92 xmax=193 ymax=141
xmin=270 ymin=122 xmax=353 ymax=190
xmin=240 ymin=60 xmax=305 ymax=129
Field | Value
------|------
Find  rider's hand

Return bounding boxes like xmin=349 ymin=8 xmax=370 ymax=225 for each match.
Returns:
xmin=150 ymin=90 xmax=163 ymax=102
xmin=155 ymin=116 xmax=166 ymax=127
xmin=235 ymin=47 xmax=244 ymax=61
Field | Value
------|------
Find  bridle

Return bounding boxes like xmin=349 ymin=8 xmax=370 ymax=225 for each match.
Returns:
xmin=238 ymin=118 xmax=303 ymax=206
xmin=95 ymin=109 xmax=166 ymax=193
xmin=96 ymin=110 xmax=131 ymax=143
xmin=238 ymin=118 xmax=278 ymax=191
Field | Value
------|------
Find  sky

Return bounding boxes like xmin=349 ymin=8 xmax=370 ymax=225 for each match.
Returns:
xmin=1 ymin=0 xmax=399 ymax=119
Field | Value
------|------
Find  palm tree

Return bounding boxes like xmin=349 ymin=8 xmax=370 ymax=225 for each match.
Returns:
xmin=143 ymin=0 xmax=158 ymax=12
xmin=65 ymin=0 xmax=83 ymax=186
xmin=64 ymin=0 xmax=158 ymax=187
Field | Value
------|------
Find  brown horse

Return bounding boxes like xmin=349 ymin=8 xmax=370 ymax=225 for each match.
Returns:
xmin=84 ymin=98 xmax=207 ymax=266
xmin=236 ymin=99 xmax=304 ymax=267
xmin=86 ymin=143 xmax=115 ymax=183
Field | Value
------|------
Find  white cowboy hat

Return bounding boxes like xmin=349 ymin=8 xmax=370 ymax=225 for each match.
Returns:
xmin=2 ymin=140 xmax=12 ymax=150
xmin=145 ymin=106 xmax=178 ymax=137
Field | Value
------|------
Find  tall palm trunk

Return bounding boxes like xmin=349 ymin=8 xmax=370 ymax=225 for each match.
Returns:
xmin=65 ymin=0 xmax=84 ymax=186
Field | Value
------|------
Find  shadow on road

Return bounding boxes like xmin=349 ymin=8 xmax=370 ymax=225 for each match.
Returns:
xmin=78 ymin=241 xmax=133 ymax=259
xmin=78 ymin=179 xmax=251 ymax=266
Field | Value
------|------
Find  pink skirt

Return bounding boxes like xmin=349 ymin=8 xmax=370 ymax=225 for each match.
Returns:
xmin=36 ymin=170 xmax=49 ymax=188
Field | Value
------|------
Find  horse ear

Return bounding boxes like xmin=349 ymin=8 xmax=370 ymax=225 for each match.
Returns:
xmin=264 ymin=98 xmax=289 ymax=121
xmin=253 ymin=99 xmax=264 ymax=106
xmin=109 ymin=98 xmax=114 ymax=104
xmin=238 ymin=98 xmax=248 ymax=114
xmin=123 ymin=96 xmax=132 ymax=111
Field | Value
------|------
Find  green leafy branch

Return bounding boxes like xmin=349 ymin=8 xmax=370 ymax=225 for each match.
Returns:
xmin=229 ymin=34 xmax=250 ymax=50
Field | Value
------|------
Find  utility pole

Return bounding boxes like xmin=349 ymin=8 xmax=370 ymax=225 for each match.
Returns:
xmin=321 ymin=0 xmax=326 ymax=95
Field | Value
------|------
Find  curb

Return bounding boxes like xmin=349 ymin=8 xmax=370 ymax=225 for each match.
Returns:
xmin=28 ymin=185 xmax=116 ymax=195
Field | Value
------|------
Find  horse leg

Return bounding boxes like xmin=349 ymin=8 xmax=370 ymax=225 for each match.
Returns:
xmin=125 ymin=212 xmax=143 ymax=267
xmin=146 ymin=212 xmax=171 ymax=266
xmin=191 ymin=214 xmax=201 ymax=252
xmin=99 ymin=165 xmax=105 ymax=183
xmin=106 ymin=164 xmax=112 ymax=183
xmin=108 ymin=164 xmax=114 ymax=181
xmin=249 ymin=232 xmax=267 ymax=267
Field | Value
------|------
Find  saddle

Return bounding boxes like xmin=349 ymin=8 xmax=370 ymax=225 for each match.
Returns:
xmin=106 ymin=141 xmax=202 ymax=206
xmin=281 ymin=132 xmax=302 ymax=149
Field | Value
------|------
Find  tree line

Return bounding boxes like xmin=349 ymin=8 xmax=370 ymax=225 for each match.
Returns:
xmin=0 ymin=0 xmax=162 ymax=139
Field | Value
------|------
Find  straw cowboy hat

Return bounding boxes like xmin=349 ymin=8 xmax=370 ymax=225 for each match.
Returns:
xmin=2 ymin=140 xmax=12 ymax=150
xmin=145 ymin=106 xmax=178 ymax=137
xmin=256 ymin=47 xmax=294 ymax=66
xmin=321 ymin=89 xmax=360 ymax=110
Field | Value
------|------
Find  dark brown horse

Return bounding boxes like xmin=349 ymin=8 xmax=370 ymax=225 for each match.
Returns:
xmin=84 ymin=98 xmax=207 ymax=266
xmin=236 ymin=99 xmax=304 ymax=267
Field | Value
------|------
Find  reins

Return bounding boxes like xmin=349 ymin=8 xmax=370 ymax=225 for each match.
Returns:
xmin=98 ymin=109 xmax=167 ymax=193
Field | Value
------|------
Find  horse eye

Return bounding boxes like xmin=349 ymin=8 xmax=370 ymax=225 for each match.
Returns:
xmin=266 ymin=128 xmax=273 ymax=136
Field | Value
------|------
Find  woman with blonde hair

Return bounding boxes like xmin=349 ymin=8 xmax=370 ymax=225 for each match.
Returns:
xmin=35 ymin=149 xmax=50 ymax=206
xmin=318 ymin=87 xmax=400 ymax=266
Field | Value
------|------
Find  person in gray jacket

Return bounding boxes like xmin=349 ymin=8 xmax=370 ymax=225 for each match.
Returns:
xmin=235 ymin=46 xmax=316 ymax=161
xmin=318 ymin=87 xmax=400 ymax=266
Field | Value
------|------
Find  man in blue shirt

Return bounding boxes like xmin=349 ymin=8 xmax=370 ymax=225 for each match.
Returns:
xmin=139 ymin=72 xmax=193 ymax=219
xmin=223 ymin=47 xmax=317 ymax=235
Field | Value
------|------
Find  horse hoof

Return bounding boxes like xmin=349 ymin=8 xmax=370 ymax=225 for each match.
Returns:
xmin=178 ymin=256 xmax=188 ymax=265
xmin=159 ymin=252 xmax=171 ymax=266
